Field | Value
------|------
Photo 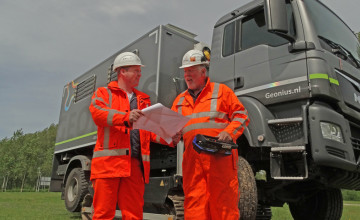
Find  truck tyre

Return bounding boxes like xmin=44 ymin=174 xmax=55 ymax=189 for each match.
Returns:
xmin=65 ymin=168 xmax=89 ymax=212
xmin=288 ymin=188 xmax=343 ymax=220
xmin=238 ymin=156 xmax=258 ymax=220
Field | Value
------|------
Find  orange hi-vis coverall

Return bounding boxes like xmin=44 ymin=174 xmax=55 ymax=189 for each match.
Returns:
xmin=89 ymin=81 xmax=166 ymax=220
xmin=171 ymin=78 xmax=249 ymax=220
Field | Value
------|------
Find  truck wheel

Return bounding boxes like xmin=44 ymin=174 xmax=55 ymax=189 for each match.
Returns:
xmin=65 ymin=168 xmax=89 ymax=212
xmin=288 ymin=188 xmax=343 ymax=220
xmin=238 ymin=156 xmax=258 ymax=220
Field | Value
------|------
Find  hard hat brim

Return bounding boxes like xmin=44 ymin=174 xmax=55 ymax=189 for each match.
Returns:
xmin=113 ymin=64 xmax=145 ymax=72
xmin=179 ymin=62 xmax=209 ymax=69
xmin=122 ymin=64 xmax=145 ymax=67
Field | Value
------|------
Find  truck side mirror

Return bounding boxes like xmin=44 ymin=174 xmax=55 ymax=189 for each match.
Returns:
xmin=264 ymin=0 xmax=295 ymax=43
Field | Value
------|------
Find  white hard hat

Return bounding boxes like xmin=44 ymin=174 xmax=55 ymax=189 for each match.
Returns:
xmin=179 ymin=48 xmax=210 ymax=69
xmin=113 ymin=52 xmax=144 ymax=71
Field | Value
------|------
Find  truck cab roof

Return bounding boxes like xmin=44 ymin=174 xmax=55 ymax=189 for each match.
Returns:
xmin=214 ymin=0 xmax=263 ymax=28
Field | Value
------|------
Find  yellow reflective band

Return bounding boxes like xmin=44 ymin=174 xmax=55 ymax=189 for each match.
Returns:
xmin=329 ymin=78 xmax=339 ymax=85
xmin=309 ymin=73 xmax=339 ymax=86
xmin=55 ymin=131 xmax=97 ymax=146
xmin=309 ymin=73 xmax=328 ymax=80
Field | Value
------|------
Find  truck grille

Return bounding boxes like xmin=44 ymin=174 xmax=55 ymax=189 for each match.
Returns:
xmin=350 ymin=137 xmax=360 ymax=162
xmin=326 ymin=146 xmax=346 ymax=159
xmin=269 ymin=122 xmax=303 ymax=143
xmin=75 ymin=75 xmax=96 ymax=102
xmin=351 ymin=137 xmax=360 ymax=150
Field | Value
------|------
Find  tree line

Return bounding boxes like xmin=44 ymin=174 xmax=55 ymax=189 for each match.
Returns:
xmin=0 ymin=124 xmax=57 ymax=192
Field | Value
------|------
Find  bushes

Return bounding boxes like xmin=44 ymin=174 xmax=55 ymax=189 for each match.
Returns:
xmin=342 ymin=190 xmax=360 ymax=201
xmin=0 ymin=124 xmax=57 ymax=192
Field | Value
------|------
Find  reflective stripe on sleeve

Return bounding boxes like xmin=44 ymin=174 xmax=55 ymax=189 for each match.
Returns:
xmin=142 ymin=154 xmax=150 ymax=162
xmin=187 ymin=111 xmax=229 ymax=121
xmin=231 ymin=110 xmax=248 ymax=120
xmin=93 ymin=148 xmax=129 ymax=158
xmin=92 ymin=97 xmax=105 ymax=104
xmin=107 ymin=109 xmax=126 ymax=126
xmin=94 ymin=88 xmax=110 ymax=107
xmin=92 ymin=100 xmax=127 ymax=119
xmin=183 ymin=121 xmax=228 ymax=134
xmin=92 ymin=98 xmax=106 ymax=110
xmin=232 ymin=118 xmax=249 ymax=135
xmin=92 ymin=89 xmax=126 ymax=127
xmin=232 ymin=117 xmax=246 ymax=124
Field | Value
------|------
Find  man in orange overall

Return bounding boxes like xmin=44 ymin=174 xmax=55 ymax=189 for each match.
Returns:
xmin=89 ymin=52 xmax=170 ymax=220
xmin=171 ymin=48 xmax=249 ymax=219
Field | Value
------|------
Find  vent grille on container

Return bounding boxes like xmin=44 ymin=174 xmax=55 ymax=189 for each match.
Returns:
xmin=74 ymin=75 xmax=96 ymax=103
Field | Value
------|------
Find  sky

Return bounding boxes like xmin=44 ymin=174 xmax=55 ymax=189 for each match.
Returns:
xmin=0 ymin=0 xmax=359 ymax=140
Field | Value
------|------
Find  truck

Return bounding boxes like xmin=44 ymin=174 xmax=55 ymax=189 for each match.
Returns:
xmin=50 ymin=0 xmax=360 ymax=219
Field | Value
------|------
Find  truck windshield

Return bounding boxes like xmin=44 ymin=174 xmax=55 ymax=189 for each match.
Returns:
xmin=304 ymin=0 xmax=360 ymax=63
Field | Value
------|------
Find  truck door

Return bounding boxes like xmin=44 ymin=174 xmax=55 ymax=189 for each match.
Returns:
xmin=233 ymin=3 xmax=309 ymax=105
xmin=209 ymin=20 xmax=235 ymax=87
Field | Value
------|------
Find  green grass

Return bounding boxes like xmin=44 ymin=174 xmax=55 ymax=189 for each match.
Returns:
xmin=0 ymin=192 xmax=360 ymax=219
xmin=0 ymin=192 xmax=81 ymax=220
xmin=272 ymin=201 xmax=360 ymax=220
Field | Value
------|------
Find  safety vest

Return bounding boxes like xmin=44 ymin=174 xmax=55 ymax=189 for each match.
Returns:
xmin=171 ymin=78 xmax=249 ymax=152
xmin=89 ymin=81 xmax=159 ymax=183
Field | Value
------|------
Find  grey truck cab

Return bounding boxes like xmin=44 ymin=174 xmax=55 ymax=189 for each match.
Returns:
xmin=213 ymin=0 xmax=360 ymax=219
xmin=50 ymin=0 xmax=360 ymax=219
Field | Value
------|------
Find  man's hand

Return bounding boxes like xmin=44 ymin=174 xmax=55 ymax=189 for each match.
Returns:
xmin=172 ymin=131 xmax=182 ymax=146
xmin=129 ymin=109 xmax=144 ymax=124
xmin=216 ymin=131 xmax=232 ymax=143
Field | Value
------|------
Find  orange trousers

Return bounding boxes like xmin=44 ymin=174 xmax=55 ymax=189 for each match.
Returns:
xmin=92 ymin=158 xmax=145 ymax=220
xmin=183 ymin=148 xmax=239 ymax=220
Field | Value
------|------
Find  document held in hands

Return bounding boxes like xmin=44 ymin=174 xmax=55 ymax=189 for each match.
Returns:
xmin=133 ymin=103 xmax=190 ymax=144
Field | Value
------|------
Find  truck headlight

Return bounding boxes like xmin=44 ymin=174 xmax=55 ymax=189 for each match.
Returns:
xmin=320 ymin=122 xmax=344 ymax=143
